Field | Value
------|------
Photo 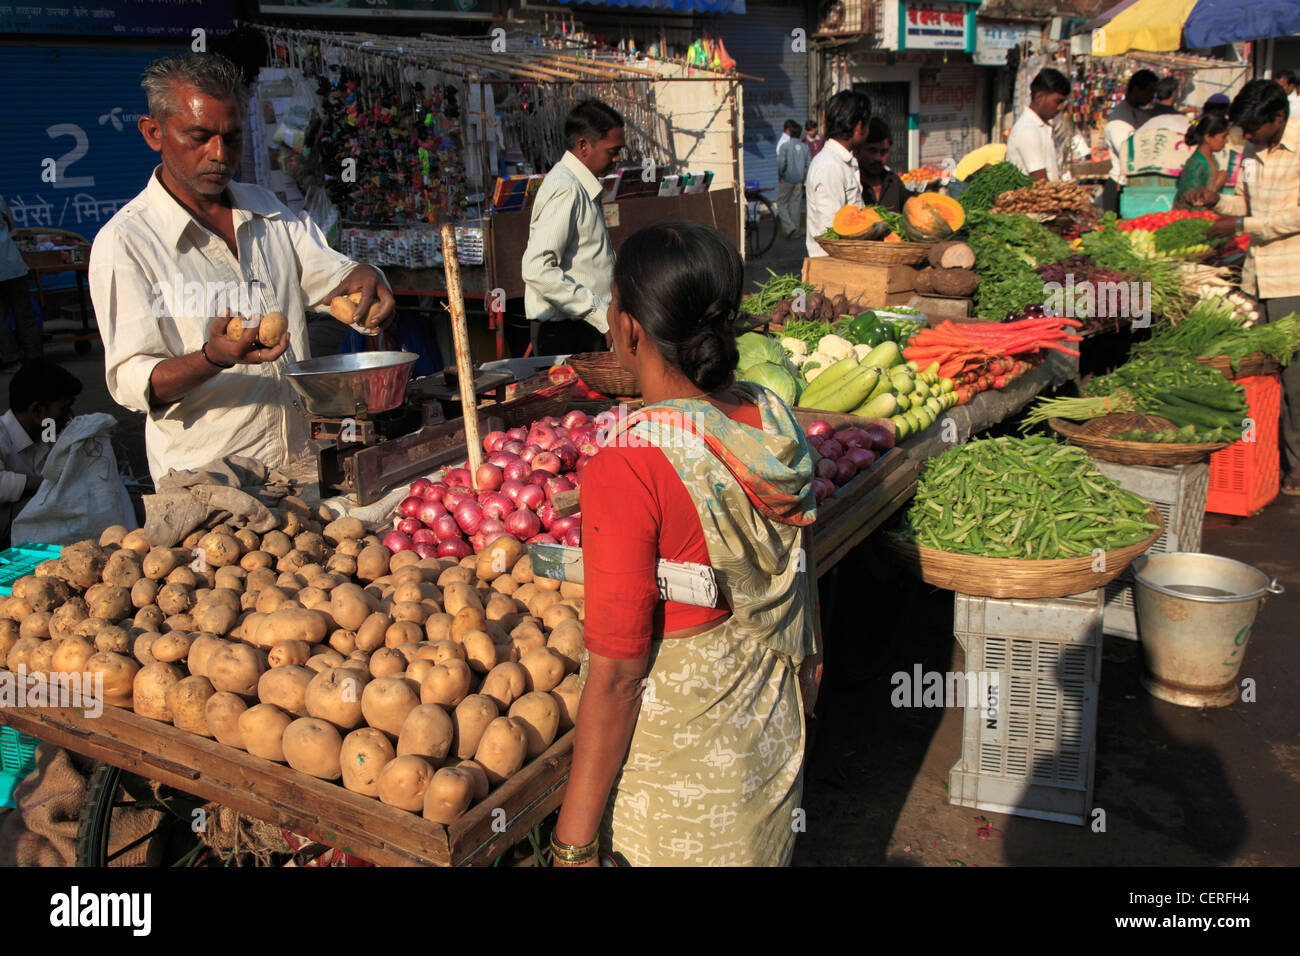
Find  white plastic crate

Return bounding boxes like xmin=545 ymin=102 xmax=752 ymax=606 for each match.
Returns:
xmin=1091 ymin=461 xmax=1209 ymax=640
xmin=949 ymin=590 xmax=1103 ymax=826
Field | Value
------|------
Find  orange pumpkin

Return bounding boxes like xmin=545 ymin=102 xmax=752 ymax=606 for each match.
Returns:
xmin=903 ymin=194 xmax=966 ymax=242
xmin=831 ymin=204 xmax=891 ymax=240
xmin=882 ymin=232 xmax=903 ymax=243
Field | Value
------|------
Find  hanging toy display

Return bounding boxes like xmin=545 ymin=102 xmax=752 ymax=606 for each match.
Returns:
xmin=313 ymin=64 xmax=469 ymax=226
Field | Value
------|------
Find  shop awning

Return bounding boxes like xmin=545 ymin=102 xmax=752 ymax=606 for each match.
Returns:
xmin=1090 ymin=0 xmax=1200 ymax=55
xmin=1183 ymin=0 xmax=1300 ymax=48
xmin=546 ymin=0 xmax=746 ymax=12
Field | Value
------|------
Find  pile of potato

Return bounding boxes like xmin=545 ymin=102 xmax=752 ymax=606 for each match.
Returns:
xmin=0 ymin=500 xmax=584 ymax=825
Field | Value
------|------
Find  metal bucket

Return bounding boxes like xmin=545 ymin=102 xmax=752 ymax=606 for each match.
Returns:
xmin=1132 ymin=553 xmax=1284 ymax=708
xmin=284 ymin=351 xmax=417 ymax=417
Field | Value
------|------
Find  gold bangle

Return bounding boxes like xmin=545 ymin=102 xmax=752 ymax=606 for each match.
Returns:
xmin=550 ymin=833 xmax=599 ymax=864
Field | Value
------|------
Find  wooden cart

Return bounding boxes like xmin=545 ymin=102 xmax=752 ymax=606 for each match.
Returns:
xmin=0 ymin=403 xmax=919 ymax=866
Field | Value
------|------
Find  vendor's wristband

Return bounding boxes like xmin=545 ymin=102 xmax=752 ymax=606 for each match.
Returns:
xmin=201 ymin=342 xmax=234 ymax=370
xmin=1237 ymin=217 xmax=1245 ymax=235
xmin=550 ymin=833 xmax=599 ymax=865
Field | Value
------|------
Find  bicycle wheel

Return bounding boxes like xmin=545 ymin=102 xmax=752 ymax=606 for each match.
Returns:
xmin=75 ymin=763 xmax=210 ymax=867
xmin=750 ymin=196 xmax=779 ymax=257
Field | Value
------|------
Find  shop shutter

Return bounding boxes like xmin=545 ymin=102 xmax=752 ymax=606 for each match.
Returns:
xmin=715 ymin=1 xmax=811 ymax=193
xmin=0 ymin=44 xmax=176 ymax=287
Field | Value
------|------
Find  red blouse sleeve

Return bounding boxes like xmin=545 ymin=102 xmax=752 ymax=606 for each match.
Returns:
xmin=579 ymin=448 xmax=660 ymax=659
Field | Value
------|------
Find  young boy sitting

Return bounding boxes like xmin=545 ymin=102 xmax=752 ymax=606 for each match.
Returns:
xmin=0 ymin=360 xmax=82 ymax=547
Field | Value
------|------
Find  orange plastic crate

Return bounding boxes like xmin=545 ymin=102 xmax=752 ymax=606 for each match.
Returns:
xmin=1206 ymin=375 xmax=1281 ymax=516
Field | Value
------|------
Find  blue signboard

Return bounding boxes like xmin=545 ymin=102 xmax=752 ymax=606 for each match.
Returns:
xmin=0 ymin=45 xmax=186 ymax=289
xmin=0 ymin=1 xmax=234 ymax=38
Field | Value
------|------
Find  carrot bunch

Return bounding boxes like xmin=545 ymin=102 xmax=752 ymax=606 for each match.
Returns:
xmin=904 ymin=317 xmax=1083 ymax=381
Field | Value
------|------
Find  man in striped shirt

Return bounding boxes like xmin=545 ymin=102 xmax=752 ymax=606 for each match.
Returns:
xmin=1192 ymin=81 xmax=1300 ymax=493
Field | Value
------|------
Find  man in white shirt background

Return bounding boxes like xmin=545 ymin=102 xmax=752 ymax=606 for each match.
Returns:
xmin=805 ymin=90 xmax=871 ymax=257
xmin=0 ymin=197 xmax=42 ymax=373
xmin=1277 ymin=71 xmax=1300 ymax=119
xmin=0 ymin=359 xmax=80 ymax=547
xmin=1140 ymin=76 xmax=1193 ymax=138
xmin=1006 ymin=68 xmax=1072 ymax=183
xmin=521 ymin=99 xmax=624 ymax=356
xmin=1101 ymin=70 xmax=1159 ymax=214
xmin=90 ymin=53 xmax=394 ymax=483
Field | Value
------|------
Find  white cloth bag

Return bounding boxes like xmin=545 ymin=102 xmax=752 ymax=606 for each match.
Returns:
xmin=13 ymin=413 xmax=135 ymax=545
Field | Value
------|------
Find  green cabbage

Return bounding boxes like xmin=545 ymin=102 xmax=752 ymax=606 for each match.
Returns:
xmin=736 ymin=332 xmax=786 ymax=372
xmin=740 ymin=362 xmax=798 ymax=405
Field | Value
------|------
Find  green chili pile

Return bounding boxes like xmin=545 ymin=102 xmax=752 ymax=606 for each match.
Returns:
xmin=893 ymin=436 xmax=1158 ymax=559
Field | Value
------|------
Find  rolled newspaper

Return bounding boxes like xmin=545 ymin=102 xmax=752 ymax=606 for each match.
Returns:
xmin=528 ymin=543 xmax=719 ymax=609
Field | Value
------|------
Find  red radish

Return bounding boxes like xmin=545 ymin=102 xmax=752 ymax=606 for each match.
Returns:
xmin=812 ymin=477 xmax=836 ymax=502
xmin=431 ymin=513 xmax=461 ymax=541
xmin=397 ymin=495 xmax=424 ymax=519
xmin=475 ymin=463 xmax=504 ymax=492
xmin=806 ymin=420 xmax=834 ymax=439
xmin=382 ymin=530 xmax=412 ymax=553
xmin=414 ymin=542 xmax=439 ymax=559
xmin=562 ymin=410 xmax=590 ymax=430
xmin=866 ymin=424 xmax=894 ymax=450
xmin=532 ymin=452 xmax=562 ymax=475
xmin=833 ymin=458 xmax=857 ymax=484
xmin=416 ymin=498 xmax=447 ymax=527
xmin=412 ymin=528 xmax=438 ymax=547
xmin=487 ymin=451 xmax=519 ymax=470
xmin=520 ymin=444 xmax=542 ymax=465
xmin=454 ymin=501 xmax=484 ymax=535
xmin=844 ymin=447 xmax=878 ymax=470
xmin=500 ymin=479 xmax=525 ymax=504
xmin=815 ymin=458 xmax=838 ymax=481
xmin=550 ymin=515 xmax=580 ymax=539
xmin=537 ymin=502 xmax=557 ymax=531
xmin=421 ymin=481 xmax=447 ymax=502
xmin=561 ymin=526 xmax=582 ymax=547
xmin=505 ymin=427 xmax=527 ymax=443
xmin=502 ymin=440 xmax=525 ymax=456
xmin=445 ymin=467 xmax=472 ymax=488
xmin=437 ymin=538 xmax=472 ymax=559
xmin=819 ymin=439 xmax=843 ymax=460
xmin=479 ymin=492 xmax=514 ymax=521
xmin=483 ymin=431 xmax=507 ymax=453
xmin=397 ymin=517 xmax=421 ymax=536
xmin=409 ymin=477 xmax=432 ymax=498
xmin=517 ymin=483 xmax=545 ymax=511
xmin=503 ymin=459 xmax=530 ymax=483
xmin=526 ymin=533 xmax=558 ymax=545
xmin=505 ymin=509 xmax=541 ymax=540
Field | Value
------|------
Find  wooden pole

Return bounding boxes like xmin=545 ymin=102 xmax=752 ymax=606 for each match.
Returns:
xmin=441 ymin=223 xmax=483 ymax=487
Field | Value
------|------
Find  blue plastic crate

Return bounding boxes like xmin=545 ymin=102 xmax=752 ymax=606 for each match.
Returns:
xmin=1 ymin=726 xmax=41 ymax=809
xmin=0 ymin=542 xmax=62 ymax=596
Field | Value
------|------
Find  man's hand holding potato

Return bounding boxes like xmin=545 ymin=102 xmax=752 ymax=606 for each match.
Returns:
xmin=326 ymin=264 xmax=397 ymax=331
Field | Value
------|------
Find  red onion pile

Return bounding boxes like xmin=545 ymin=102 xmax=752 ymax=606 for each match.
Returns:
xmin=805 ymin=421 xmax=895 ymax=504
xmin=384 ymin=410 xmax=607 ymax=558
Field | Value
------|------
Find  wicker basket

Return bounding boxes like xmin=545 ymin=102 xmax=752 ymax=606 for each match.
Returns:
xmin=566 ymin=352 xmax=641 ymax=398
xmin=1197 ymin=353 xmax=1282 ymax=379
xmin=889 ymin=507 xmax=1164 ymax=599
xmin=1050 ymin=415 xmax=1231 ymax=466
xmin=818 ymin=238 xmax=934 ymax=266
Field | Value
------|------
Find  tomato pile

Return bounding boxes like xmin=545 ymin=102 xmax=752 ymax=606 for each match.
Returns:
xmin=1118 ymin=210 xmax=1217 ymax=232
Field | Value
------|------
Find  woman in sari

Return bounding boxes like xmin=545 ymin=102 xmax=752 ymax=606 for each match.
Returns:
xmin=1175 ymin=113 xmax=1231 ymax=209
xmin=550 ymin=221 xmax=818 ymax=867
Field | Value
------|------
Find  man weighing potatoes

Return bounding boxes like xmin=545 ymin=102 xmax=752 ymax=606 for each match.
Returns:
xmin=91 ymin=53 xmax=396 ymax=483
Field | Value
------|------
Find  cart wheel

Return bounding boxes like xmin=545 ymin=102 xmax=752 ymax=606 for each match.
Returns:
xmin=75 ymin=762 xmax=211 ymax=867
xmin=74 ymin=338 xmax=92 ymax=356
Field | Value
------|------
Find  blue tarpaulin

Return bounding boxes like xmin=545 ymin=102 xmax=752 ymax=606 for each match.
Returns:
xmin=547 ymin=0 xmax=745 ymax=12
xmin=1183 ymin=0 xmax=1300 ymax=48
